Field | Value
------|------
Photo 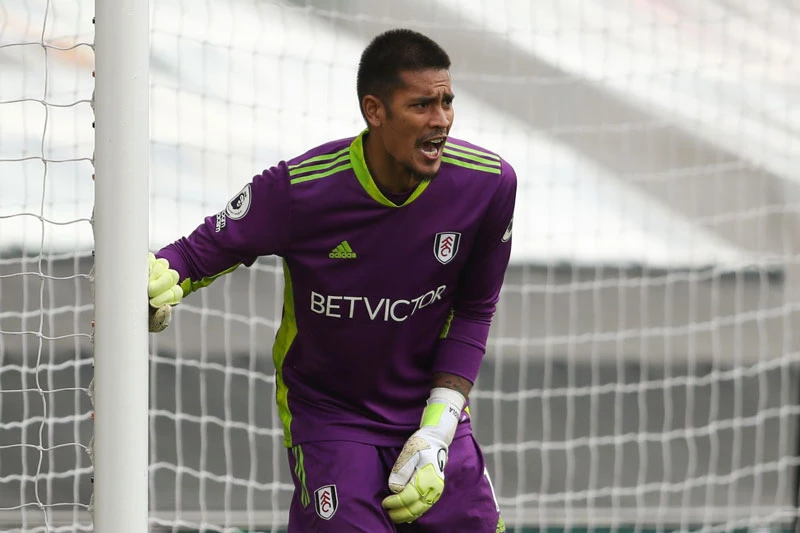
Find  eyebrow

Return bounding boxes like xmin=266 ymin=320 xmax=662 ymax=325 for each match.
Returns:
xmin=409 ymin=93 xmax=455 ymax=105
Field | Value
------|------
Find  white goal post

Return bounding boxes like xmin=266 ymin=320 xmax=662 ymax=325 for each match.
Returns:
xmin=92 ymin=0 xmax=150 ymax=531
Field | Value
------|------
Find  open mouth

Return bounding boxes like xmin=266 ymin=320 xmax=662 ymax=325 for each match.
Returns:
xmin=418 ymin=137 xmax=446 ymax=161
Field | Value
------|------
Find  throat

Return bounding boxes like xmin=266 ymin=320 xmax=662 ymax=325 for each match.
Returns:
xmin=376 ymin=180 xmax=417 ymax=206
xmin=362 ymin=130 xmax=425 ymax=195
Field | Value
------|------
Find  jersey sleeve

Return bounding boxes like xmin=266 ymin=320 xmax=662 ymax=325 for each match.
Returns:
xmin=156 ymin=163 xmax=292 ymax=296
xmin=432 ymin=160 xmax=517 ymax=384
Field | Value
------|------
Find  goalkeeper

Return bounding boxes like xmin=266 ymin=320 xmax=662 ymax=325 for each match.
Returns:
xmin=150 ymin=28 xmax=515 ymax=533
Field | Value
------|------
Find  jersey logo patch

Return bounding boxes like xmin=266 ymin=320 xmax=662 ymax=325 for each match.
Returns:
xmin=314 ymin=484 xmax=338 ymax=520
xmin=225 ymin=183 xmax=251 ymax=220
xmin=329 ymin=240 xmax=357 ymax=259
xmin=502 ymin=216 xmax=513 ymax=242
xmin=434 ymin=232 xmax=461 ymax=265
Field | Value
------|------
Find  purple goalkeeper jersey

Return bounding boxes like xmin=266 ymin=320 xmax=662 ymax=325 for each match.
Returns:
xmin=157 ymin=131 xmax=517 ymax=447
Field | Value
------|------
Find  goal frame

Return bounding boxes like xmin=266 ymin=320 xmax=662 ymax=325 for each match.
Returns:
xmin=92 ymin=0 xmax=150 ymax=531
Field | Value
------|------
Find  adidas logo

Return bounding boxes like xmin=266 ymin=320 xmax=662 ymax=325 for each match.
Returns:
xmin=329 ymin=240 xmax=357 ymax=259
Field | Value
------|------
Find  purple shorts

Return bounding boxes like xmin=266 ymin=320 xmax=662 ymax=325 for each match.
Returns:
xmin=286 ymin=434 xmax=504 ymax=532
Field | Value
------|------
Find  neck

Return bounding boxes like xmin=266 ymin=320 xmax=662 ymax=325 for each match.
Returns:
xmin=363 ymin=131 xmax=418 ymax=193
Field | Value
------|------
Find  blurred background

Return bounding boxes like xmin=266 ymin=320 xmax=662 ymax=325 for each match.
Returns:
xmin=2 ymin=0 xmax=800 ymax=531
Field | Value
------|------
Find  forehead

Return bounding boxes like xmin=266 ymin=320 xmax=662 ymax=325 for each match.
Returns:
xmin=395 ymin=69 xmax=452 ymax=96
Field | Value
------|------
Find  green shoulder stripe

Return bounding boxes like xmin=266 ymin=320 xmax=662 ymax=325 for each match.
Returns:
xmin=288 ymin=147 xmax=349 ymax=171
xmin=288 ymin=151 xmax=350 ymax=177
xmin=442 ymin=156 xmax=502 ymax=175
xmin=442 ymin=146 xmax=501 ymax=167
xmin=290 ymin=163 xmax=353 ymax=185
xmin=444 ymin=142 xmax=501 ymax=161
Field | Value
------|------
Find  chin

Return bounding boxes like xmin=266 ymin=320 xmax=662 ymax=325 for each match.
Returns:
xmin=412 ymin=163 xmax=442 ymax=183
xmin=412 ymin=171 xmax=439 ymax=183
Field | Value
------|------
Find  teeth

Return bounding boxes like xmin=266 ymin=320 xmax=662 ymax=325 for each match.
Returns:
xmin=421 ymin=144 xmax=439 ymax=156
xmin=420 ymin=138 xmax=445 ymax=157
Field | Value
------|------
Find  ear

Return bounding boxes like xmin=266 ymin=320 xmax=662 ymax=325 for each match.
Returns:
xmin=362 ymin=95 xmax=384 ymax=128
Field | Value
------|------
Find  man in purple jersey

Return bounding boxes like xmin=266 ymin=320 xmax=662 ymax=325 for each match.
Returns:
xmin=147 ymin=28 xmax=516 ymax=532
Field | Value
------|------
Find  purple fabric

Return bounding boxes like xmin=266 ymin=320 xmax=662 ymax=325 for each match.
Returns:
xmin=287 ymin=435 xmax=502 ymax=532
xmin=156 ymin=132 xmax=517 ymax=447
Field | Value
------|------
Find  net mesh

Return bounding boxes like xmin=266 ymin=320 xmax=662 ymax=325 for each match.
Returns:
xmin=0 ymin=0 xmax=95 ymax=531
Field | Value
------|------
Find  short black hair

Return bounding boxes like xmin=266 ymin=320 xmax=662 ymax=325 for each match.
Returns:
xmin=356 ymin=29 xmax=451 ymax=120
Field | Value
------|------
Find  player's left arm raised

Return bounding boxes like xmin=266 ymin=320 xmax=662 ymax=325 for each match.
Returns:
xmin=382 ymin=161 xmax=517 ymax=524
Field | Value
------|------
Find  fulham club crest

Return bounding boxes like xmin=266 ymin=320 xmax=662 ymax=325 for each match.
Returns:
xmin=434 ymin=232 xmax=461 ymax=265
xmin=314 ymin=484 xmax=338 ymax=520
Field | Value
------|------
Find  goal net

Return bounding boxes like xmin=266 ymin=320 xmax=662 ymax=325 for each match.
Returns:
xmin=0 ymin=0 xmax=95 ymax=531
xmin=3 ymin=0 xmax=800 ymax=532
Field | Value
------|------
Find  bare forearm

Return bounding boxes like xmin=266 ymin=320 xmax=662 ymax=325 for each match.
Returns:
xmin=432 ymin=372 xmax=472 ymax=399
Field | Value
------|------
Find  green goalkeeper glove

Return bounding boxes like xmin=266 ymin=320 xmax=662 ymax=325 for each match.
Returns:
xmin=148 ymin=252 xmax=183 ymax=333
xmin=381 ymin=387 xmax=465 ymax=524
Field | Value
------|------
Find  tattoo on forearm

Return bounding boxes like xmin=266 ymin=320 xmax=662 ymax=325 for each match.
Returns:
xmin=432 ymin=372 xmax=472 ymax=398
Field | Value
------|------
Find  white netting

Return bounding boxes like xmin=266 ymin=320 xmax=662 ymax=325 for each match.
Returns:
xmin=0 ymin=0 xmax=95 ymax=531
xmin=4 ymin=0 xmax=800 ymax=532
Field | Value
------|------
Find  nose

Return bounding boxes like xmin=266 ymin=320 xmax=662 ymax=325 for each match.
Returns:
xmin=430 ymin=103 xmax=450 ymax=129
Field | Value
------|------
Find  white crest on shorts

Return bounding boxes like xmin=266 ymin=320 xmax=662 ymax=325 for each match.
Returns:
xmin=434 ymin=232 xmax=461 ymax=265
xmin=225 ymin=183 xmax=251 ymax=220
xmin=314 ymin=484 xmax=338 ymax=520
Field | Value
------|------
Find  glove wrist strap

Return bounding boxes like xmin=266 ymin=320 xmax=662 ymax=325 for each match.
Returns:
xmin=420 ymin=387 xmax=466 ymax=445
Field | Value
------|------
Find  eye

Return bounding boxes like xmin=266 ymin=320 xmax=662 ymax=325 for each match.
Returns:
xmin=414 ymin=102 xmax=429 ymax=109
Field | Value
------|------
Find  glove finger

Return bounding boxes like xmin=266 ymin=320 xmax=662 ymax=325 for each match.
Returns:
xmin=148 ymin=257 xmax=170 ymax=281
xmin=411 ymin=463 xmax=444 ymax=504
xmin=387 ymin=503 xmax=425 ymax=524
xmin=149 ymin=283 xmax=179 ymax=307
xmin=147 ymin=269 xmax=170 ymax=296
xmin=382 ymin=482 xmax=422 ymax=511
xmin=382 ymin=485 xmax=432 ymax=524
xmin=150 ymin=284 xmax=183 ymax=307
xmin=148 ymin=269 xmax=180 ymax=299
xmin=147 ymin=276 xmax=169 ymax=299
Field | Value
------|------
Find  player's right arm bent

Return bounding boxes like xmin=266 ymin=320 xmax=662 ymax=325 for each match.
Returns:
xmin=382 ymin=164 xmax=518 ymax=524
